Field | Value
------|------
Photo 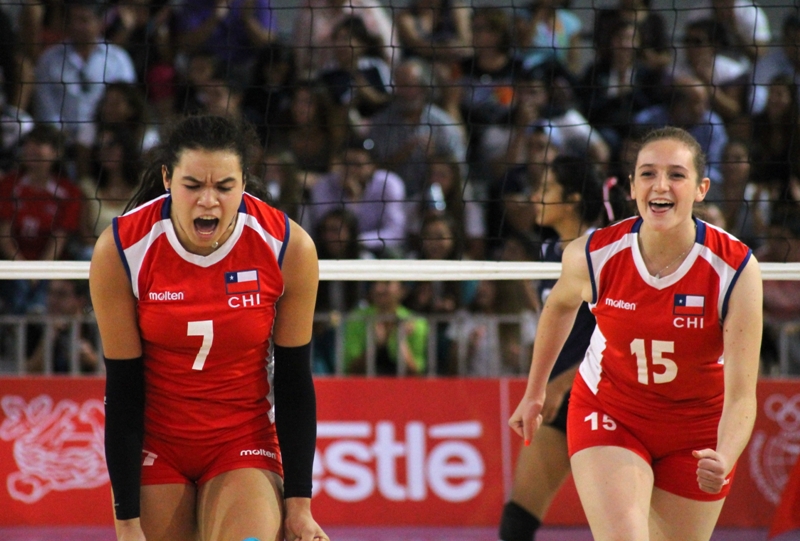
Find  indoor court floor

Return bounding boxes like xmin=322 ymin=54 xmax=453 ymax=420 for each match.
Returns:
xmin=0 ymin=526 xmax=782 ymax=541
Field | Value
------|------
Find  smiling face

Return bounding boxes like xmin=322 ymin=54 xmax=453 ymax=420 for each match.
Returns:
xmin=163 ymin=149 xmax=245 ymax=255
xmin=631 ymin=138 xmax=709 ymax=231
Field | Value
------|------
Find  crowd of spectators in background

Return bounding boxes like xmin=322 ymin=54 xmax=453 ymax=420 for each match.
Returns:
xmin=1 ymin=0 xmax=799 ymax=375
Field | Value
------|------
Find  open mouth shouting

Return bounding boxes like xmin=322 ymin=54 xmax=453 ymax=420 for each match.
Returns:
xmin=194 ymin=216 xmax=220 ymax=240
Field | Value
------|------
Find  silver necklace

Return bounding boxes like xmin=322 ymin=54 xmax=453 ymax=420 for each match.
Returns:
xmin=640 ymin=238 xmax=693 ymax=279
xmin=652 ymin=245 xmax=692 ymax=278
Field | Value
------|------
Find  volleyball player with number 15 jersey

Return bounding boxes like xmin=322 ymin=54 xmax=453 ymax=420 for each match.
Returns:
xmin=509 ymin=126 xmax=762 ymax=541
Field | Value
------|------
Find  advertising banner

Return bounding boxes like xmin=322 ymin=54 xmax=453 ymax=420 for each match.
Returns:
xmin=0 ymin=377 xmax=797 ymax=527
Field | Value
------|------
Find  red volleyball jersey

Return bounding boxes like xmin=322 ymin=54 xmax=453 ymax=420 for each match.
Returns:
xmin=579 ymin=217 xmax=751 ymax=422
xmin=113 ymin=193 xmax=288 ymax=443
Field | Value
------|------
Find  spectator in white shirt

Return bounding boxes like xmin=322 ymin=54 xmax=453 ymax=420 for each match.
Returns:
xmin=33 ymin=0 xmax=136 ymax=145
xmin=685 ymin=0 xmax=772 ymax=63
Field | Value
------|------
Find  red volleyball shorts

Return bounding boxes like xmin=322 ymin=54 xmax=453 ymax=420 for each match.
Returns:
xmin=567 ymin=373 xmax=735 ymax=501
xmin=140 ymin=421 xmax=282 ymax=487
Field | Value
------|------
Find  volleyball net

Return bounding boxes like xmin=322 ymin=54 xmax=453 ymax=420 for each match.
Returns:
xmin=3 ymin=1 xmax=800 ymax=376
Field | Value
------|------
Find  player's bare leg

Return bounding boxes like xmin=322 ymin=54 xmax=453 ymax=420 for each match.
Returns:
xmin=197 ymin=468 xmax=283 ymax=541
xmin=571 ymin=446 xmax=654 ymax=541
xmin=140 ymin=483 xmax=198 ymax=541
xmin=510 ymin=425 xmax=571 ymax=519
xmin=649 ymin=488 xmax=724 ymax=541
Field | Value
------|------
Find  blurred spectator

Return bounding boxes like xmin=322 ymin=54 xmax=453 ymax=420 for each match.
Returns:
xmin=311 ymin=208 xmax=371 ymax=374
xmin=318 ymin=16 xmax=392 ymax=123
xmin=718 ymin=139 xmax=770 ymax=248
xmin=749 ymin=14 xmax=800 ymax=115
xmin=679 ymin=18 xmax=749 ymax=123
xmin=633 ymin=75 xmax=728 ymax=196
xmin=478 ymin=69 xmax=549 ymax=184
xmin=242 ymin=42 xmax=296 ymax=146
xmin=491 ymin=233 xmax=540 ymax=373
xmin=79 ymin=126 xmax=141 ymax=258
xmin=454 ymin=7 xmax=523 ymax=123
xmin=308 ymin=137 xmax=407 ymax=258
xmin=513 ymin=0 xmax=582 ymax=75
xmin=749 ymin=74 xmax=800 ymax=197
xmin=272 ymin=81 xmax=348 ymax=179
xmin=445 ymin=279 xmax=503 ymax=375
xmin=291 ymin=0 xmax=398 ymax=80
xmin=577 ymin=18 xmax=666 ymax=154
xmin=33 ymin=0 xmax=136 ymax=145
xmin=404 ymin=214 xmax=476 ymax=374
xmin=0 ymin=79 xmax=34 ymax=173
xmin=13 ymin=0 xmax=68 ymax=62
xmin=396 ymin=0 xmax=472 ymax=133
xmin=606 ymin=128 xmax=643 ymax=188
xmin=533 ymin=64 xmax=610 ymax=171
xmin=0 ymin=7 xmax=23 ymax=111
xmin=105 ymin=0 xmax=176 ymax=91
xmin=685 ymin=0 xmax=772 ymax=63
xmin=410 ymin=152 xmax=485 ymax=260
xmin=174 ymin=0 xmax=275 ymax=84
xmin=592 ymin=1 xmax=672 ymax=75
xmin=173 ymin=49 xmax=218 ymax=116
xmin=485 ymin=125 xmax=559 ymax=254
xmin=406 ymin=214 xmax=468 ymax=310
xmin=196 ymin=69 xmax=246 ymax=120
xmin=0 ymin=124 xmax=84 ymax=314
xmin=450 ymin=7 xmax=525 ymax=165
xmin=252 ymin=148 xmax=307 ymax=225
xmin=26 ymin=279 xmax=99 ymax=374
xmin=343 ymin=280 xmax=429 ymax=375
xmin=756 ymin=204 xmax=800 ymax=374
xmin=396 ymin=0 xmax=472 ymax=64
xmin=75 ymin=82 xmax=158 ymax=178
xmin=367 ymin=58 xmax=467 ymax=197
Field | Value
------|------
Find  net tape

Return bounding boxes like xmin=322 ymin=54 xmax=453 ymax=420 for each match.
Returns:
xmin=5 ymin=260 xmax=800 ymax=281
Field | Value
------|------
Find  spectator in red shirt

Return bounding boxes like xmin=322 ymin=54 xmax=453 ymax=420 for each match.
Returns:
xmin=0 ymin=124 xmax=84 ymax=314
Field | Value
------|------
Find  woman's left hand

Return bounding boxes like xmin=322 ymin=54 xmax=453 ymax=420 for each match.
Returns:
xmin=284 ymin=498 xmax=329 ymax=541
xmin=692 ymin=448 xmax=731 ymax=494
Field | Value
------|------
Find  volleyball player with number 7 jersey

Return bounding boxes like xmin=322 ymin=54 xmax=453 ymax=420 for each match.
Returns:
xmin=509 ymin=126 xmax=763 ymax=541
xmin=90 ymin=115 xmax=328 ymax=541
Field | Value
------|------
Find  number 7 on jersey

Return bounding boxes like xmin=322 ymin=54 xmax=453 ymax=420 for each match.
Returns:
xmin=187 ymin=320 xmax=214 ymax=370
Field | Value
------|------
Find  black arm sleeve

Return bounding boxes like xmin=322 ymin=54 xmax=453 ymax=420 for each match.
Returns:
xmin=273 ymin=343 xmax=316 ymax=499
xmin=103 ymin=356 xmax=145 ymax=520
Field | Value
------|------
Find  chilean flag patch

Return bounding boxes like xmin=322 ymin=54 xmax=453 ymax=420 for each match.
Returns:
xmin=225 ymin=269 xmax=260 ymax=295
xmin=674 ymin=294 xmax=705 ymax=316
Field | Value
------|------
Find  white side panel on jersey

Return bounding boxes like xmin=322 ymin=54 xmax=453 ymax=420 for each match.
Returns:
xmin=243 ymin=214 xmax=284 ymax=261
xmin=123 ymin=219 xmax=167 ymax=299
xmin=589 ymin=234 xmax=633 ymax=290
xmin=698 ymin=246 xmax=738 ymax=317
xmin=579 ymin=327 xmax=608 ymax=394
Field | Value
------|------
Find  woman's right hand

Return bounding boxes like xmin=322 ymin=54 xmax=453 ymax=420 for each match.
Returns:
xmin=508 ymin=394 xmax=544 ymax=445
